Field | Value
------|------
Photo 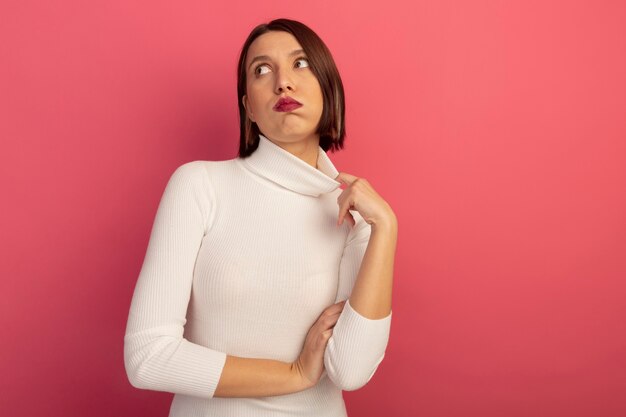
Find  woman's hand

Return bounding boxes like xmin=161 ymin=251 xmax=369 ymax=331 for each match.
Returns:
xmin=291 ymin=300 xmax=346 ymax=389
xmin=335 ymin=172 xmax=396 ymax=229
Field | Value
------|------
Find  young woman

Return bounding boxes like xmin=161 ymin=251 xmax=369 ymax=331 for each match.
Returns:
xmin=124 ymin=18 xmax=398 ymax=417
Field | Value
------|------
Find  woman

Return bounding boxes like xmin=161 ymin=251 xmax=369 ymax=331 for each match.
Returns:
xmin=124 ymin=18 xmax=398 ymax=417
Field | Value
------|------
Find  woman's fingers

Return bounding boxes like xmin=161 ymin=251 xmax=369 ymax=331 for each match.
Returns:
xmin=318 ymin=301 xmax=346 ymax=326
xmin=315 ymin=303 xmax=345 ymax=344
xmin=326 ymin=300 xmax=347 ymax=315
xmin=335 ymin=172 xmax=361 ymax=227
xmin=335 ymin=172 xmax=359 ymax=186
xmin=337 ymin=211 xmax=355 ymax=227
xmin=337 ymin=195 xmax=356 ymax=227
xmin=317 ymin=329 xmax=333 ymax=349
xmin=335 ymin=171 xmax=394 ymax=227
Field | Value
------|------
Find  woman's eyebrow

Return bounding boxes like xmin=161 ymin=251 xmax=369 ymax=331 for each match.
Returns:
xmin=248 ymin=49 xmax=305 ymax=71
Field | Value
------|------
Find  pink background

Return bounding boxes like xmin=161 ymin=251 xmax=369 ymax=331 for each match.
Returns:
xmin=1 ymin=1 xmax=625 ymax=416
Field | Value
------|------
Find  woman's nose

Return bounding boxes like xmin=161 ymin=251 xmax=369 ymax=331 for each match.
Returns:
xmin=274 ymin=69 xmax=295 ymax=93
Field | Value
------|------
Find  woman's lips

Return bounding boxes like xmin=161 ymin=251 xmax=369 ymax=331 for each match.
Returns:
xmin=273 ymin=97 xmax=303 ymax=112
xmin=274 ymin=102 xmax=303 ymax=112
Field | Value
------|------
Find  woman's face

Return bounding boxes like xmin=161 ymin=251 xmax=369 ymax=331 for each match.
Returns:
xmin=242 ymin=31 xmax=324 ymax=146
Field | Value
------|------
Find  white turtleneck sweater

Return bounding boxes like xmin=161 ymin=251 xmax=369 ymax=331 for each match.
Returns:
xmin=123 ymin=134 xmax=393 ymax=417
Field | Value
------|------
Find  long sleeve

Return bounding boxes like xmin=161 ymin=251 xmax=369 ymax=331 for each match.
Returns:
xmin=123 ymin=161 xmax=227 ymax=399
xmin=323 ymin=211 xmax=393 ymax=391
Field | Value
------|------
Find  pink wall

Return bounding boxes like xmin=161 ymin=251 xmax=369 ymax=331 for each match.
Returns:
xmin=1 ymin=1 xmax=625 ymax=416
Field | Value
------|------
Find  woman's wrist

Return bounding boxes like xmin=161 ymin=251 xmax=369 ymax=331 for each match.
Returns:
xmin=371 ymin=209 xmax=398 ymax=234
xmin=214 ymin=355 xmax=313 ymax=397
xmin=289 ymin=359 xmax=316 ymax=391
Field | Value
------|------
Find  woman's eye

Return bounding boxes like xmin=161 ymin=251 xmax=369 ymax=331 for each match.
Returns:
xmin=255 ymin=64 xmax=270 ymax=75
xmin=254 ymin=58 xmax=309 ymax=76
xmin=295 ymin=58 xmax=309 ymax=68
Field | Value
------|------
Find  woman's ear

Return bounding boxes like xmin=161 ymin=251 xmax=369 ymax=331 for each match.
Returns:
xmin=242 ymin=95 xmax=255 ymax=122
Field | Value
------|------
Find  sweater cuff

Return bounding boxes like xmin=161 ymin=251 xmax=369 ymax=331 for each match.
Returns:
xmin=127 ymin=337 xmax=228 ymax=399
xmin=173 ymin=340 xmax=227 ymax=398
xmin=323 ymin=299 xmax=392 ymax=390
xmin=338 ymin=299 xmax=392 ymax=346
xmin=344 ymin=298 xmax=392 ymax=322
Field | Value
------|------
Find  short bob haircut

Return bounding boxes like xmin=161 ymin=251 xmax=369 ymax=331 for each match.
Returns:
xmin=236 ymin=18 xmax=346 ymax=157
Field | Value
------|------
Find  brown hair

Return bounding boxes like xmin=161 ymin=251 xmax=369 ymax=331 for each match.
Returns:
xmin=236 ymin=18 xmax=346 ymax=157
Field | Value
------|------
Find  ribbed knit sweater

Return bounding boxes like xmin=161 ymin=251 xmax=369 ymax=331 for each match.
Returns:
xmin=123 ymin=133 xmax=393 ymax=417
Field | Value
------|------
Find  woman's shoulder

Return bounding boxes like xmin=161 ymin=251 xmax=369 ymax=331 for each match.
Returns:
xmin=167 ymin=158 xmax=244 ymax=200
xmin=164 ymin=158 xmax=240 ymax=209
xmin=172 ymin=157 xmax=240 ymax=177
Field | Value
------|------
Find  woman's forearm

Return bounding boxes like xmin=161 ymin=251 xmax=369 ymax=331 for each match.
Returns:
xmin=348 ymin=214 xmax=398 ymax=319
xmin=213 ymin=355 xmax=309 ymax=398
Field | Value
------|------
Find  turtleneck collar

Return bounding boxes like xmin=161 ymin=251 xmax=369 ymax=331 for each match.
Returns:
xmin=239 ymin=133 xmax=342 ymax=197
